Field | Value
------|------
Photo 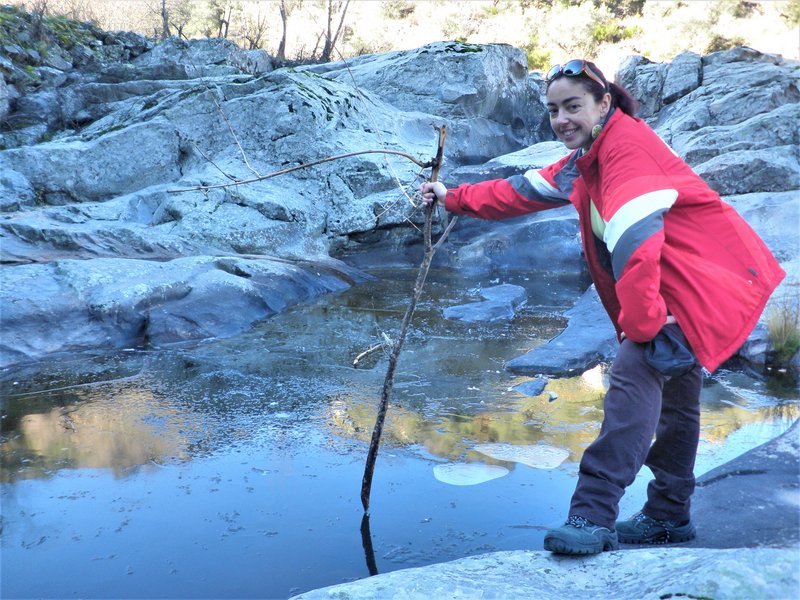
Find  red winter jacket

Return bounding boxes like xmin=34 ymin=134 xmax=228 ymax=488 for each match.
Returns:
xmin=444 ymin=110 xmax=785 ymax=372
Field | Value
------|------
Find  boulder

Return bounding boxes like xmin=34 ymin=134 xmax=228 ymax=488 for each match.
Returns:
xmin=694 ymin=146 xmax=800 ymax=195
xmin=0 ymin=255 xmax=369 ymax=366
xmin=0 ymin=72 xmax=11 ymax=120
xmin=0 ymin=168 xmax=36 ymax=212
xmin=661 ymin=51 xmax=701 ymax=105
xmin=1 ymin=120 xmax=182 ymax=202
xmin=303 ymin=42 xmax=552 ymax=164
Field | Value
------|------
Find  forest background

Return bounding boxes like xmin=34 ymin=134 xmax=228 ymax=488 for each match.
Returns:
xmin=8 ymin=0 xmax=800 ymax=78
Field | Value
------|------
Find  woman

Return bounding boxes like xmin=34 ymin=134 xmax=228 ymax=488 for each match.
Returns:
xmin=420 ymin=59 xmax=785 ymax=555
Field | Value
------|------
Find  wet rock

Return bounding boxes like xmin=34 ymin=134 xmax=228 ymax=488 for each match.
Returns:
xmin=443 ymin=300 xmax=516 ymax=324
xmin=443 ymin=283 xmax=526 ymax=324
xmin=513 ymin=377 xmax=548 ymax=397
xmin=505 ymin=286 xmax=617 ymax=377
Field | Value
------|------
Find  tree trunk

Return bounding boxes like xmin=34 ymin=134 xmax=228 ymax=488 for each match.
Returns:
xmin=160 ymin=0 xmax=171 ymax=39
xmin=277 ymin=0 xmax=288 ymax=61
xmin=320 ymin=0 xmax=350 ymax=62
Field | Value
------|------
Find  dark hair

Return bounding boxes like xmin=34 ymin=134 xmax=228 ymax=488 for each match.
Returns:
xmin=547 ymin=60 xmax=639 ymax=117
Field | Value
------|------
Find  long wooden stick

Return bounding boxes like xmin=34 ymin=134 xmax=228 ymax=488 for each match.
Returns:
xmin=360 ymin=126 xmax=455 ymax=515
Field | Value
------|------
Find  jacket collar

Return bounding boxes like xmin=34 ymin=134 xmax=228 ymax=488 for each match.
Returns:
xmin=577 ymin=107 xmax=624 ymax=164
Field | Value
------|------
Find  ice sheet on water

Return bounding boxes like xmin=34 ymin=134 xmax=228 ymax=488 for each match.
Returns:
xmin=432 ymin=463 xmax=510 ymax=486
xmin=472 ymin=442 xmax=570 ymax=469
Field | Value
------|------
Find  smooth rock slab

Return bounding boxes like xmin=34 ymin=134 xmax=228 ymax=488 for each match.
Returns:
xmin=296 ymin=547 xmax=799 ymax=600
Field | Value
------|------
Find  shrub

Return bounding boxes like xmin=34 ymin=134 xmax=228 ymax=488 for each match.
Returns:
xmin=592 ymin=19 xmax=640 ymax=43
xmin=705 ymin=33 xmax=747 ymax=53
xmin=380 ymin=0 xmax=415 ymax=20
xmin=767 ymin=286 xmax=800 ymax=364
xmin=778 ymin=0 xmax=800 ymax=26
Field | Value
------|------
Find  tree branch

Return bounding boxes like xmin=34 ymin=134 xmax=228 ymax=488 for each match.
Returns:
xmin=168 ymin=149 xmax=436 ymax=193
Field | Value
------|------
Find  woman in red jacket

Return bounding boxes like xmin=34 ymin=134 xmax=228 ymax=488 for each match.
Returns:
xmin=420 ymin=59 xmax=785 ymax=555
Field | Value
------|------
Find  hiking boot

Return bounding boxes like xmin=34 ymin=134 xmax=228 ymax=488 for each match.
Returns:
xmin=543 ymin=515 xmax=619 ymax=555
xmin=616 ymin=511 xmax=696 ymax=544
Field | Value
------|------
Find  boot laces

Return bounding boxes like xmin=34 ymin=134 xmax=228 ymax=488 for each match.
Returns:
xmin=567 ymin=515 xmax=592 ymax=528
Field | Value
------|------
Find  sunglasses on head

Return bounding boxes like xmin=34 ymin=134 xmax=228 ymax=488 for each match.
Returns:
xmin=546 ymin=59 xmax=607 ymax=90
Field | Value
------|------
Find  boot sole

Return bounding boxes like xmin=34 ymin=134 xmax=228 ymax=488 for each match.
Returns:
xmin=544 ymin=534 xmax=620 ymax=555
xmin=618 ymin=528 xmax=696 ymax=545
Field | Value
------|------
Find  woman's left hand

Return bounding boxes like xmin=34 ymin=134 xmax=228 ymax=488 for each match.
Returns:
xmin=621 ymin=315 xmax=676 ymax=340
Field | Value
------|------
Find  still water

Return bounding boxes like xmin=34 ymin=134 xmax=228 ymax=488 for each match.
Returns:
xmin=1 ymin=267 xmax=797 ymax=599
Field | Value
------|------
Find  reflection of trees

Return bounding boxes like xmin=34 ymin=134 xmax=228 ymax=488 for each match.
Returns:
xmin=1 ymin=380 xmax=199 ymax=483
xmin=325 ymin=371 xmax=800 ymax=466
xmin=326 ymin=374 xmax=608 ymax=464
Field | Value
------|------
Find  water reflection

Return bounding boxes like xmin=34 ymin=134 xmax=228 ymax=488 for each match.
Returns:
xmin=4 ymin=360 xmax=797 ymax=485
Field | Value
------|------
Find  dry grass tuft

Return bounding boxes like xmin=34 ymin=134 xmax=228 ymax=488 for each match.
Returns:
xmin=766 ymin=283 xmax=800 ymax=364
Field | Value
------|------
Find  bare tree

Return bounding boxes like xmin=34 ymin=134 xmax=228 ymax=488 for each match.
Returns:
xmin=168 ymin=0 xmax=194 ymax=39
xmin=320 ymin=0 xmax=351 ymax=62
xmin=276 ymin=0 xmax=302 ymax=62
xmin=27 ymin=0 xmax=49 ymax=41
xmin=159 ymin=0 xmax=171 ymax=39
xmin=239 ymin=5 xmax=268 ymax=50
xmin=203 ymin=0 xmax=239 ymax=38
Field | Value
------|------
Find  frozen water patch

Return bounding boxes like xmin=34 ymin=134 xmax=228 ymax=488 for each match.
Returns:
xmin=473 ymin=442 xmax=570 ymax=469
xmin=433 ymin=463 xmax=510 ymax=486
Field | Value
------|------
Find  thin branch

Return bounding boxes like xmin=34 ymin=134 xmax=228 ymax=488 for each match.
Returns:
xmin=189 ymin=140 xmax=240 ymax=182
xmin=205 ymin=85 xmax=261 ymax=178
xmin=353 ymin=342 xmax=384 ymax=367
xmin=168 ymin=149 xmax=435 ymax=193
xmin=360 ymin=125 xmax=451 ymax=515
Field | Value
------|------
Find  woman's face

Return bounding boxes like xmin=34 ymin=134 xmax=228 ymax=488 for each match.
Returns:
xmin=546 ymin=77 xmax=611 ymax=151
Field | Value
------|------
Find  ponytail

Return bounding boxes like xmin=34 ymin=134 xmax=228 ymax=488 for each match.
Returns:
xmin=608 ymin=81 xmax=639 ymax=117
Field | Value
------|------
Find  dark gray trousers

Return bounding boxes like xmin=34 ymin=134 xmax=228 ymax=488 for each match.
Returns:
xmin=568 ymin=325 xmax=703 ymax=529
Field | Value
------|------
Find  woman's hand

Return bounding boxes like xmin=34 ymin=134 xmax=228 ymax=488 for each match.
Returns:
xmin=621 ymin=315 xmax=677 ymax=340
xmin=419 ymin=181 xmax=447 ymax=206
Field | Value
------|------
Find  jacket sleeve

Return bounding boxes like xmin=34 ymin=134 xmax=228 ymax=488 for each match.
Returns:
xmin=444 ymin=155 xmax=573 ymax=219
xmin=599 ymin=139 xmax=680 ymax=342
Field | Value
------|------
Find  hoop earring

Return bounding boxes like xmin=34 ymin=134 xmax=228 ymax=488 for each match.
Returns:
xmin=592 ymin=124 xmax=603 ymax=139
